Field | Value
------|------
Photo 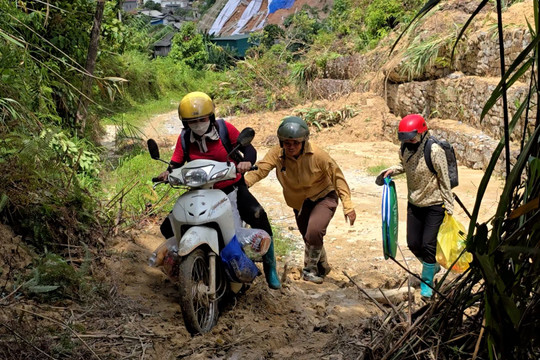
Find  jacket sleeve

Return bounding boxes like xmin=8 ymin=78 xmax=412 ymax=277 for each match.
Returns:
xmin=244 ymin=146 xmax=279 ymax=187
xmin=375 ymin=150 xmax=405 ymax=185
xmin=431 ymin=144 xmax=454 ymax=214
xmin=321 ymin=152 xmax=354 ymax=215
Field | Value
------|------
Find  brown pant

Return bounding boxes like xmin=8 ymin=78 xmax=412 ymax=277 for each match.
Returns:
xmin=294 ymin=191 xmax=338 ymax=248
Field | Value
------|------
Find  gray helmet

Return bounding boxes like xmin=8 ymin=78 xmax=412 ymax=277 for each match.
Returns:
xmin=277 ymin=116 xmax=310 ymax=143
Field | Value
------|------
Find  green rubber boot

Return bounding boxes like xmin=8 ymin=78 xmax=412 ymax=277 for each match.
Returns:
xmin=420 ymin=262 xmax=441 ymax=298
xmin=262 ymin=239 xmax=281 ymax=289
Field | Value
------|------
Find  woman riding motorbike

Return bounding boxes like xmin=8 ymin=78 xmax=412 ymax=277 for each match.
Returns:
xmin=156 ymin=91 xmax=281 ymax=290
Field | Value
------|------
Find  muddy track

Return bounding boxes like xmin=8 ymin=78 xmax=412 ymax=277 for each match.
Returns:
xmin=91 ymin=92 xmax=503 ymax=359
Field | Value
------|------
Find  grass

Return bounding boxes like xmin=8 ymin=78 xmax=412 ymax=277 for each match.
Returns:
xmin=366 ymin=164 xmax=391 ymax=176
xmin=100 ymin=92 xmax=179 ymax=128
xmin=271 ymin=224 xmax=296 ymax=258
xmin=102 ymin=147 xmax=177 ymax=226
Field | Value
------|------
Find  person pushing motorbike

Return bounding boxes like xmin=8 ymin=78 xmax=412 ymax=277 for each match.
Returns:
xmin=244 ymin=116 xmax=356 ymax=284
xmin=156 ymin=91 xmax=281 ymax=290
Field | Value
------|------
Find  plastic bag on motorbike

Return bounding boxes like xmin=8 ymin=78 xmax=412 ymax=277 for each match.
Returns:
xmin=148 ymin=238 xmax=178 ymax=267
xmin=436 ymin=214 xmax=473 ymax=273
xmin=148 ymin=237 xmax=180 ymax=281
xmin=220 ymin=235 xmax=260 ymax=283
xmin=228 ymin=190 xmax=270 ymax=255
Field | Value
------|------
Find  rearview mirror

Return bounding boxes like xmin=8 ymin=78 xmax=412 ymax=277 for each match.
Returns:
xmin=147 ymin=139 xmax=160 ymax=160
xmin=237 ymin=128 xmax=255 ymax=147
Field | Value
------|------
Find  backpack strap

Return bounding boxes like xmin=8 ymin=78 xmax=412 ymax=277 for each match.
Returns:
xmin=215 ymin=119 xmax=233 ymax=154
xmin=423 ymin=136 xmax=436 ymax=175
xmin=180 ymin=119 xmax=232 ymax=164
xmin=180 ymin=128 xmax=190 ymax=164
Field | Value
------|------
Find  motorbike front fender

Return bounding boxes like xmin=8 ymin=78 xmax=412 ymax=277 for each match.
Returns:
xmin=178 ymin=226 xmax=219 ymax=256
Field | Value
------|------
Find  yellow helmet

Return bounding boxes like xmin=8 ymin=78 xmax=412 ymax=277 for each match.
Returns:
xmin=178 ymin=91 xmax=215 ymax=123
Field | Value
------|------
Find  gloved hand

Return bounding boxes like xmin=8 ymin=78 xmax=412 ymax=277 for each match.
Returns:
xmin=375 ymin=169 xmax=393 ymax=186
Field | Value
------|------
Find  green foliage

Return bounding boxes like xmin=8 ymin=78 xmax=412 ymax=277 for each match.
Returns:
xmin=322 ymin=0 xmax=424 ymax=51
xmin=218 ymin=50 xmax=296 ymax=114
xmin=206 ymin=42 xmax=236 ymax=70
xmin=0 ymin=130 xmax=101 ymax=249
xmin=399 ymin=34 xmax=457 ymax=80
xmin=21 ymin=249 xmax=99 ymax=302
xmin=41 ymin=129 xmax=102 ymax=180
xmin=283 ymin=8 xmax=323 ymax=57
xmin=102 ymin=148 xmax=176 ymax=224
xmin=365 ymin=0 xmax=402 ymax=36
xmin=366 ymin=164 xmax=391 ymax=176
xmin=260 ymin=24 xmax=286 ymax=49
xmin=144 ymin=1 xmax=162 ymax=11
xmin=293 ymin=106 xmax=359 ymax=129
xmin=387 ymin=1 xmax=540 ymax=359
xmin=169 ymin=22 xmax=209 ymax=70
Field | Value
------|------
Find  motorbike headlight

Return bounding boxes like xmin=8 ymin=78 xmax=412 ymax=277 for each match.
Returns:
xmin=181 ymin=165 xmax=213 ymax=187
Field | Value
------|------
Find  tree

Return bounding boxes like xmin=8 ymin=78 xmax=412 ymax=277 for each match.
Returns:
xmin=144 ymin=1 xmax=162 ymax=11
xmin=76 ymin=0 xmax=105 ymax=134
xmin=169 ymin=22 xmax=208 ymax=70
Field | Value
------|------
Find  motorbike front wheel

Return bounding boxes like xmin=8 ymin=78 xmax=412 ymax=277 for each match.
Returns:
xmin=178 ymin=248 xmax=219 ymax=334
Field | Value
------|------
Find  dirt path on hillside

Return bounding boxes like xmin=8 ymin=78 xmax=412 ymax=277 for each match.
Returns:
xmin=105 ymin=92 xmax=504 ymax=359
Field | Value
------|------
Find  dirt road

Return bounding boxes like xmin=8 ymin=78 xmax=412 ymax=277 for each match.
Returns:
xmin=107 ymin=92 xmax=504 ymax=359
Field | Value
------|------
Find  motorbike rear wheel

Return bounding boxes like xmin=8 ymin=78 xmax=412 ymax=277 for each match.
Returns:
xmin=178 ymin=248 xmax=219 ymax=334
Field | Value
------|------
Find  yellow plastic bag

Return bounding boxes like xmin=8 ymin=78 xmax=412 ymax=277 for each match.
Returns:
xmin=436 ymin=214 xmax=473 ymax=273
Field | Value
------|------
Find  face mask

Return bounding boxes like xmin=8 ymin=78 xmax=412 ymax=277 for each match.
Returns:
xmin=404 ymin=141 xmax=421 ymax=152
xmin=189 ymin=122 xmax=210 ymax=136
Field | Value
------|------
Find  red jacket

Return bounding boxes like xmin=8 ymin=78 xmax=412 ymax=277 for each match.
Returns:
xmin=171 ymin=121 xmax=243 ymax=189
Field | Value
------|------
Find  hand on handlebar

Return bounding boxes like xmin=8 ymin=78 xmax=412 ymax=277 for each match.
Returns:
xmin=154 ymin=170 xmax=170 ymax=182
xmin=236 ymin=161 xmax=253 ymax=174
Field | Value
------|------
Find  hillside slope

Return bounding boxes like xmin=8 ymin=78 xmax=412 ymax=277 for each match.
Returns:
xmin=198 ymin=0 xmax=333 ymax=36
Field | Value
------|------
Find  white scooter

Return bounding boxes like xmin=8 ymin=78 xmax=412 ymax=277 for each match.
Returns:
xmin=147 ymin=128 xmax=266 ymax=334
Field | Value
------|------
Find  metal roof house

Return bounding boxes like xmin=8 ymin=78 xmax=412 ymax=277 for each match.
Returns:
xmin=210 ymin=34 xmax=252 ymax=58
xmin=122 ymin=0 xmax=138 ymax=12
xmin=152 ymin=32 xmax=175 ymax=57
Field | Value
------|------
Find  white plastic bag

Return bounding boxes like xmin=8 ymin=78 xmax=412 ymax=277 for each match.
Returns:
xmin=228 ymin=190 xmax=270 ymax=255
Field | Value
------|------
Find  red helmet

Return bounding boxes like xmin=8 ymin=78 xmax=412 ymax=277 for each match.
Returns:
xmin=398 ymin=114 xmax=428 ymax=141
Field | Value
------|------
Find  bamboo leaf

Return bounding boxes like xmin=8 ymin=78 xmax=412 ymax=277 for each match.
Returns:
xmin=466 ymin=103 xmax=524 ymax=239
xmin=0 ymin=29 xmax=24 ymax=48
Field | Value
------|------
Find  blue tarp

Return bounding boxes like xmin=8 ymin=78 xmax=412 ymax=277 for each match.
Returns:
xmin=268 ymin=0 xmax=295 ymax=14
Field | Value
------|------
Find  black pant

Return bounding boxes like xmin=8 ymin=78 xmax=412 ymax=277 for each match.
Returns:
xmin=160 ymin=177 xmax=272 ymax=238
xmin=406 ymin=202 xmax=445 ymax=264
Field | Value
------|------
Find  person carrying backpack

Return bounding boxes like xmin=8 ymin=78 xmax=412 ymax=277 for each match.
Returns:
xmin=244 ymin=116 xmax=356 ymax=284
xmin=156 ymin=91 xmax=281 ymax=290
xmin=375 ymin=114 xmax=454 ymax=299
